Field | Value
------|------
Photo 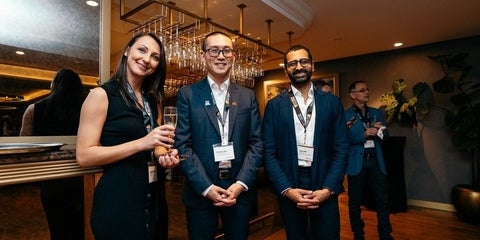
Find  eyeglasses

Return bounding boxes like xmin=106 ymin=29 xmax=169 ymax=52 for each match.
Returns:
xmin=351 ymin=88 xmax=370 ymax=93
xmin=286 ymin=58 xmax=312 ymax=69
xmin=205 ymin=48 xmax=234 ymax=57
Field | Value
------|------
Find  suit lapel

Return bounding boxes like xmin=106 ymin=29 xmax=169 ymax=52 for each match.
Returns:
xmin=313 ymin=91 xmax=323 ymax=154
xmin=228 ymin=84 xmax=239 ymax=140
xmin=199 ymin=79 xmax=221 ymax=137
xmin=279 ymin=92 xmax=297 ymax=149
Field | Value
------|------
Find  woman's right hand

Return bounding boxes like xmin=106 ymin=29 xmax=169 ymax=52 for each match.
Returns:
xmin=144 ymin=124 xmax=175 ymax=152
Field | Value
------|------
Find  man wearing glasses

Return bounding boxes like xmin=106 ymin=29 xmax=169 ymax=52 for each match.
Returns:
xmin=174 ymin=31 xmax=263 ymax=240
xmin=344 ymin=80 xmax=394 ymax=240
xmin=263 ymin=45 xmax=349 ymax=239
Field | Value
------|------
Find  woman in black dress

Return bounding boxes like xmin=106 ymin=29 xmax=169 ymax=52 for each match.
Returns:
xmin=20 ymin=68 xmax=86 ymax=240
xmin=76 ymin=32 xmax=180 ymax=240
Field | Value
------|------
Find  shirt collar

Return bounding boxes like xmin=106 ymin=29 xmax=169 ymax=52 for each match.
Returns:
xmin=291 ymin=82 xmax=314 ymax=99
xmin=208 ymin=77 xmax=230 ymax=92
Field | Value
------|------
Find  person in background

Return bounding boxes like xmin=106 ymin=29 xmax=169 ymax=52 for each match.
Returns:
xmin=20 ymin=68 xmax=87 ymax=240
xmin=263 ymin=45 xmax=349 ymax=240
xmin=315 ymin=79 xmax=333 ymax=93
xmin=174 ymin=31 xmax=263 ymax=240
xmin=76 ymin=32 xmax=179 ymax=240
xmin=344 ymin=80 xmax=393 ymax=240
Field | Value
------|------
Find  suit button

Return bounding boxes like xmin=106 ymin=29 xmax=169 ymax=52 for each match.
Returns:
xmin=147 ymin=193 xmax=151 ymax=198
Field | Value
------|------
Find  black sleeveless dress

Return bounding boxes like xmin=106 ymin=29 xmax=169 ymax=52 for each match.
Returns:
xmin=91 ymin=81 xmax=166 ymax=240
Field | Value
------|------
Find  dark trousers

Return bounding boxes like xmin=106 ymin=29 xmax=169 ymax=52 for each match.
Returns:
xmin=185 ymin=179 xmax=252 ymax=240
xmin=41 ymin=177 xmax=84 ymax=240
xmin=347 ymin=156 xmax=392 ymax=240
xmin=278 ymin=167 xmax=340 ymax=240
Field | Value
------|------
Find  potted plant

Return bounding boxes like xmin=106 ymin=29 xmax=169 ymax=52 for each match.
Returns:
xmin=380 ymin=78 xmax=429 ymax=127
xmin=428 ymin=53 xmax=480 ymax=222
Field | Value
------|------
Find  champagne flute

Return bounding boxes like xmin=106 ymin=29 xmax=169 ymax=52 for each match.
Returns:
xmin=155 ymin=106 xmax=176 ymax=156
xmin=163 ymin=106 xmax=177 ymax=128
xmin=155 ymin=106 xmax=188 ymax=160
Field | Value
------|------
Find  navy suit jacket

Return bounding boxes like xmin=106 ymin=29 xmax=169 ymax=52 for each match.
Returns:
xmin=175 ymin=78 xmax=263 ymax=208
xmin=344 ymin=106 xmax=389 ymax=176
xmin=263 ymin=88 xmax=349 ymax=196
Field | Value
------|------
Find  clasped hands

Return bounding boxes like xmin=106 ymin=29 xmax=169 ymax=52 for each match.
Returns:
xmin=285 ymin=188 xmax=331 ymax=210
xmin=207 ymin=183 xmax=245 ymax=207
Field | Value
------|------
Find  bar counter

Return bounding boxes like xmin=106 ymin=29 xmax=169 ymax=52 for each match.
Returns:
xmin=0 ymin=136 xmax=101 ymax=240
xmin=0 ymin=136 xmax=101 ymax=186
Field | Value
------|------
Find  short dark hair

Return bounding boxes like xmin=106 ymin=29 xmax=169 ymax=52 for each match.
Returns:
xmin=315 ymin=80 xmax=332 ymax=87
xmin=283 ymin=45 xmax=313 ymax=67
xmin=202 ymin=31 xmax=232 ymax=52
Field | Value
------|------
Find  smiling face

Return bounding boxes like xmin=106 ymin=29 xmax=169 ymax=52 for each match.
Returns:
xmin=201 ymin=33 xmax=235 ymax=84
xmin=284 ymin=49 xmax=314 ymax=87
xmin=124 ymin=35 xmax=161 ymax=84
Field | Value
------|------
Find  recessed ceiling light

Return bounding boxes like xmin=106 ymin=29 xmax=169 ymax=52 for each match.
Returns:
xmin=86 ymin=1 xmax=98 ymax=7
xmin=15 ymin=51 xmax=25 ymax=55
xmin=394 ymin=42 xmax=403 ymax=47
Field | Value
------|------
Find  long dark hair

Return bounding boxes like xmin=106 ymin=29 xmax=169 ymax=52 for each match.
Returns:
xmin=110 ymin=32 xmax=167 ymax=110
xmin=45 ymin=68 xmax=86 ymax=121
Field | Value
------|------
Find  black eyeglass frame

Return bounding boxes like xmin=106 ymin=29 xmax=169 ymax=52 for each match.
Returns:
xmin=204 ymin=48 xmax=234 ymax=57
xmin=286 ymin=58 xmax=312 ymax=69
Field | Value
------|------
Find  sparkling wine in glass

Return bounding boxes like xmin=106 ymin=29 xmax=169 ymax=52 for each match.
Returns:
xmin=155 ymin=106 xmax=176 ymax=156
xmin=155 ymin=106 xmax=188 ymax=161
xmin=163 ymin=106 xmax=177 ymax=127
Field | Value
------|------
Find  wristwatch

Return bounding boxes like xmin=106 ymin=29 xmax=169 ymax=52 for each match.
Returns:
xmin=323 ymin=187 xmax=335 ymax=196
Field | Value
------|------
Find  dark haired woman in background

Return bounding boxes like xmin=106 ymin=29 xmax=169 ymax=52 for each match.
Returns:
xmin=76 ymin=32 xmax=180 ymax=240
xmin=20 ymin=68 xmax=87 ymax=240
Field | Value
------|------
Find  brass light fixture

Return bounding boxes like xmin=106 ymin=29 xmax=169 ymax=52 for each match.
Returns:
xmin=119 ymin=0 xmax=284 ymax=97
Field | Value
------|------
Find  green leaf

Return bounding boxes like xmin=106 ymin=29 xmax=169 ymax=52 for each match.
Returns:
xmin=433 ymin=76 xmax=455 ymax=93
xmin=450 ymin=92 xmax=470 ymax=106
xmin=413 ymin=82 xmax=428 ymax=96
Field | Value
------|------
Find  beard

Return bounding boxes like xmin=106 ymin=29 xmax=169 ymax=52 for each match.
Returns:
xmin=287 ymin=69 xmax=312 ymax=87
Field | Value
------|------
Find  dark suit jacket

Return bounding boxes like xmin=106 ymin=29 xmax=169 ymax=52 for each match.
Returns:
xmin=263 ymin=88 xmax=349 ymax=196
xmin=175 ymin=78 xmax=263 ymax=208
xmin=344 ymin=106 xmax=389 ymax=175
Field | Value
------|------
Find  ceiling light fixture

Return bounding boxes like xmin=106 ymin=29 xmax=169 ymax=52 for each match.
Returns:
xmin=394 ymin=42 xmax=403 ymax=47
xmin=261 ymin=0 xmax=314 ymax=29
xmin=86 ymin=1 xmax=98 ymax=7
xmin=119 ymin=0 xmax=284 ymax=92
xmin=15 ymin=51 xmax=24 ymax=55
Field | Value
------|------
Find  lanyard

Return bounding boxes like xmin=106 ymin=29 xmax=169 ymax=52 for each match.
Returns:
xmin=211 ymin=85 xmax=231 ymax=144
xmin=353 ymin=104 xmax=370 ymax=129
xmin=288 ymin=90 xmax=314 ymax=144
xmin=126 ymin=83 xmax=154 ymax=132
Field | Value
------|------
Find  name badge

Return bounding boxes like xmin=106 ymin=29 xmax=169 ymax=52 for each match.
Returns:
xmin=297 ymin=145 xmax=314 ymax=167
xmin=213 ymin=142 xmax=235 ymax=162
xmin=364 ymin=140 xmax=375 ymax=148
xmin=148 ymin=163 xmax=157 ymax=183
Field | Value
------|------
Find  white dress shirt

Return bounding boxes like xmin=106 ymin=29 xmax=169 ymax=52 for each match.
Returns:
xmin=291 ymin=83 xmax=316 ymax=146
